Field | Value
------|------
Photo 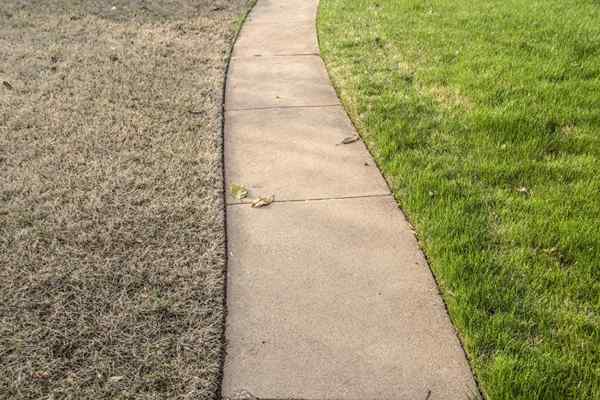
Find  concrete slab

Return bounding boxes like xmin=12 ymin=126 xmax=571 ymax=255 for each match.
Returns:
xmin=225 ymin=55 xmax=339 ymax=110
xmin=222 ymin=0 xmax=479 ymax=398
xmin=233 ymin=20 xmax=318 ymax=57
xmin=247 ymin=0 xmax=318 ymax=24
xmin=224 ymin=106 xmax=389 ymax=203
xmin=222 ymin=196 xmax=478 ymax=400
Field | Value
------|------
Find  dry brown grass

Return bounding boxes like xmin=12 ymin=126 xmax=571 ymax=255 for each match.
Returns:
xmin=0 ymin=1 xmax=248 ymax=398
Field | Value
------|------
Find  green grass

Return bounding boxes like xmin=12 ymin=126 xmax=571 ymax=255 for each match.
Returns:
xmin=318 ymin=0 xmax=600 ymax=398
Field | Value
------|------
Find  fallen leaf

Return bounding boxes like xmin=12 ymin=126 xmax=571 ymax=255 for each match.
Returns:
xmin=32 ymin=371 xmax=49 ymax=381
xmin=230 ymin=184 xmax=248 ymax=200
xmin=543 ymin=247 xmax=558 ymax=255
xmin=229 ymin=389 xmax=257 ymax=400
xmin=336 ymin=135 xmax=360 ymax=145
xmin=108 ymin=376 xmax=124 ymax=383
xmin=251 ymin=195 xmax=274 ymax=208
xmin=2 ymin=81 xmax=13 ymax=90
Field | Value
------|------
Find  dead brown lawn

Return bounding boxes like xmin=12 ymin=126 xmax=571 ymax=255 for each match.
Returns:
xmin=0 ymin=1 xmax=248 ymax=398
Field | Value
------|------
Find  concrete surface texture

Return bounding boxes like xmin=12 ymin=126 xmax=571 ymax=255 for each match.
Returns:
xmin=222 ymin=1 xmax=479 ymax=399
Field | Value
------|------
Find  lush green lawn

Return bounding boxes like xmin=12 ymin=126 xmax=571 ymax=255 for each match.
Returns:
xmin=318 ymin=0 xmax=600 ymax=398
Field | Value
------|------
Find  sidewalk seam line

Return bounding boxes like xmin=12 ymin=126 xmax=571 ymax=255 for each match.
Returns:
xmin=225 ymin=104 xmax=341 ymax=112
xmin=226 ymin=193 xmax=392 ymax=206
xmin=232 ymin=52 xmax=320 ymax=59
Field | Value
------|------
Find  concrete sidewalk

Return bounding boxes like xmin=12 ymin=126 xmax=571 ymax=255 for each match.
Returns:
xmin=222 ymin=1 xmax=479 ymax=399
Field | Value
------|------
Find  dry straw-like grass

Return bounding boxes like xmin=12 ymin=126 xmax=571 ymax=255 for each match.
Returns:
xmin=0 ymin=1 xmax=247 ymax=398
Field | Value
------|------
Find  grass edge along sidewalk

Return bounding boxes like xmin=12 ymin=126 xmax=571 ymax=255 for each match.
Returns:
xmin=318 ymin=0 xmax=600 ymax=399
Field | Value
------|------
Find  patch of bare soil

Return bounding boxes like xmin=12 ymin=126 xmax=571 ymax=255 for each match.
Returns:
xmin=0 ymin=1 xmax=248 ymax=398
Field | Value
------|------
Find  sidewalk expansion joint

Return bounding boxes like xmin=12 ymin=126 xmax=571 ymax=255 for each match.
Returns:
xmin=221 ymin=397 xmax=356 ymax=400
xmin=225 ymin=104 xmax=341 ymax=112
xmin=226 ymin=193 xmax=393 ymax=206
xmin=221 ymin=397 xmax=368 ymax=400
xmin=243 ymin=19 xmax=316 ymax=25
xmin=232 ymin=52 xmax=320 ymax=59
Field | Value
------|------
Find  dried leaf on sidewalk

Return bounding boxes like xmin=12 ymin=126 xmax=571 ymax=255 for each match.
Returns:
xmin=230 ymin=184 xmax=248 ymax=200
xmin=228 ymin=389 xmax=257 ymax=400
xmin=336 ymin=135 xmax=360 ymax=145
xmin=251 ymin=195 xmax=274 ymax=208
